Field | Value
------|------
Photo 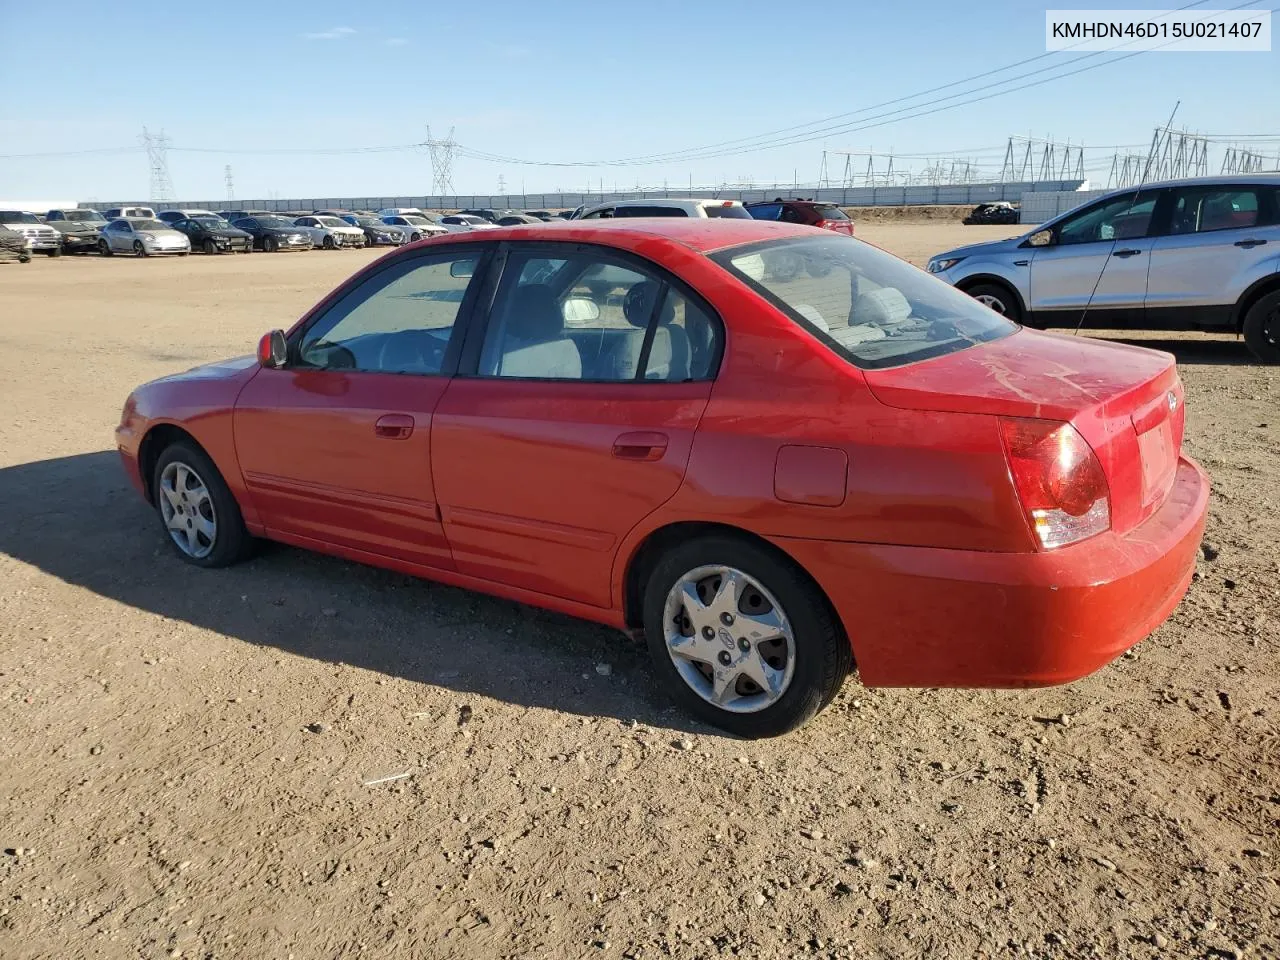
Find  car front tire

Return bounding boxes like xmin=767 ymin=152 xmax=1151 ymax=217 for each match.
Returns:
xmin=642 ymin=535 xmax=851 ymax=738
xmin=965 ymin=282 xmax=1024 ymax=325
xmin=1243 ymin=290 xmax=1280 ymax=364
xmin=152 ymin=442 xmax=253 ymax=568
xmin=98 ymin=239 xmax=112 ymax=256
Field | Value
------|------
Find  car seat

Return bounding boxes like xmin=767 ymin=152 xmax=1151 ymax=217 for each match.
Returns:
xmin=491 ymin=283 xmax=582 ymax=378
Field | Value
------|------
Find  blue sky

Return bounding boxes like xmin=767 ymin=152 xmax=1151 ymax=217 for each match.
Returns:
xmin=1 ymin=0 xmax=1276 ymax=201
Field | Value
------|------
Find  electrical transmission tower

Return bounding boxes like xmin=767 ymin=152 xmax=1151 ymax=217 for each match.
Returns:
xmin=999 ymin=137 xmax=1085 ymax=183
xmin=1107 ymin=152 xmax=1148 ymax=188
xmin=1141 ymin=127 xmax=1208 ymax=181
xmin=497 ymin=173 xmax=506 ymax=196
xmin=224 ymin=165 xmax=235 ymax=204
xmin=1220 ymin=146 xmax=1275 ymax=174
xmin=425 ymin=126 xmax=456 ymax=197
xmin=140 ymin=127 xmax=176 ymax=205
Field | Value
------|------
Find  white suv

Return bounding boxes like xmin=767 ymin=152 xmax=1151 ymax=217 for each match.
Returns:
xmin=928 ymin=174 xmax=1280 ymax=362
xmin=577 ymin=198 xmax=752 ymax=220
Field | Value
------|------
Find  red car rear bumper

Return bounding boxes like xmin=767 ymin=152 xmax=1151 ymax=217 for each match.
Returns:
xmin=775 ymin=455 xmax=1209 ymax=688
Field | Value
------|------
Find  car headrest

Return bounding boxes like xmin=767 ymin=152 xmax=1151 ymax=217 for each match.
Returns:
xmin=852 ymin=287 xmax=911 ymax=326
xmin=623 ymin=281 xmax=676 ymax=328
xmin=505 ymin=284 xmax=565 ymax=341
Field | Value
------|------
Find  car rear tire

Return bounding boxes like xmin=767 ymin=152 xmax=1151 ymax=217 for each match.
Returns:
xmin=1243 ymin=290 xmax=1280 ymax=364
xmin=203 ymin=239 xmax=218 ymax=255
xmin=642 ymin=535 xmax=851 ymax=738
xmin=965 ymin=282 xmax=1024 ymax=325
xmin=152 ymin=442 xmax=253 ymax=568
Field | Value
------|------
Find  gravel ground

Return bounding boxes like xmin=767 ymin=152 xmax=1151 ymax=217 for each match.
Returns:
xmin=0 ymin=224 xmax=1276 ymax=960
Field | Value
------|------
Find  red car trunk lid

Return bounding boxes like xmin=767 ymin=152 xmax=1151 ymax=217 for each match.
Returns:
xmin=864 ymin=330 xmax=1183 ymax=535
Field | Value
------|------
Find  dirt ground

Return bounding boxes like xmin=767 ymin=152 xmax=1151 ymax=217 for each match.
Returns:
xmin=1 ymin=223 xmax=1276 ymax=960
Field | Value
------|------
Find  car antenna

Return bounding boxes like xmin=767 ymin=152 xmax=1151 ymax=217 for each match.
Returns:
xmin=1072 ymin=100 xmax=1179 ymax=337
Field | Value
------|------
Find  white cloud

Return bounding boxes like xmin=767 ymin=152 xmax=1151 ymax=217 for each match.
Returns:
xmin=385 ymin=37 xmax=409 ymax=46
xmin=302 ymin=26 xmax=356 ymax=41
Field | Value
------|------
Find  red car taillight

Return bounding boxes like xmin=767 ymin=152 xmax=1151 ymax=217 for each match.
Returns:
xmin=999 ymin=418 xmax=1111 ymax=550
xmin=815 ymin=219 xmax=853 ymax=234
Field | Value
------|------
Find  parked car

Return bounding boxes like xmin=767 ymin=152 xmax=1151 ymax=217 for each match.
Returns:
xmin=45 ymin=208 xmax=110 ymax=253
xmin=158 ymin=209 xmax=221 ymax=226
xmin=102 ymin=206 xmax=157 ymax=220
xmin=380 ymin=214 xmax=449 ymax=241
xmin=744 ymin=199 xmax=855 ymax=235
xmin=438 ymin=214 xmax=498 ymax=232
xmin=230 ymin=216 xmax=314 ymax=252
xmin=218 ymin=210 xmax=272 ymax=224
xmin=341 ymin=214 xmax=410 ymax=246
xmin=115 ymin=218 xmax=1208 ymax=738
xmin=962 ymin=201 xmax=1020 ymax=225
xmin=0 ymin=210 xmax=63 ymax=256
xmin=98 ymin=217 xmax=191 ymax=256
xmin=927 ymin=175 xmax=1280 ymax=362
xmin=0 ymin=224 xmax=31 ymax=263
xmin=496 ymin=214 xmax=543 ymax=226
xmin=578 ymin=198 xmax=752 ymax=219
xmin=376 ymin=207 xmax=428 ymax=219
xmin=170 ymin=215 xmax=254 ymax=254
xmin=292 ymin=215 xmax=367 ymax=250
xmin=458 ymin=208 xmax=517 ymax=223
xmin=525 ymin=210 xmax=557 ymax=221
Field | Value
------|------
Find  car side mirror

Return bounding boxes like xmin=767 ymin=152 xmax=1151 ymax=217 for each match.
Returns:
xmin=1026 ymin=228 xmax=1053 ymax=247
xmin=562 ymin=297 xmax=600 ymax=322
xmin=257 ymin=329 xmax=288 ymax=369
xmin=449 ymin=260 xmax=477 ymax=279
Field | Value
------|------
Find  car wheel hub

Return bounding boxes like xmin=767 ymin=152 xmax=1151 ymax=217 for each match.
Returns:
xmin=975 ymin=294 xmax=1007 ymax=313
xmin=662 ymin=565 xmax=795 ymax=714
xmin=159 ymin=462 xmax=217 ymax=559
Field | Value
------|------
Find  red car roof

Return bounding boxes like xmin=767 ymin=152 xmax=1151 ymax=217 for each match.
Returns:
xmin=413 ymin=217 xmax=815 ymax=254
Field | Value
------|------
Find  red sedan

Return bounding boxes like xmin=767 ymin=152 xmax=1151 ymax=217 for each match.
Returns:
xmin=116 ymin=219 xmax=1209 ymax=737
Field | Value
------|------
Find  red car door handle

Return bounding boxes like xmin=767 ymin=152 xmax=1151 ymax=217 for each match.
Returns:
xmin=612 ymin=431 xmax=668 ymax=461
xmin=374 ymin=414 xmax=415 ymax=439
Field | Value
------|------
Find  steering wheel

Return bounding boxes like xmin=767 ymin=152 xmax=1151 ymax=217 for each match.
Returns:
xmin=376 ymin=330 xmax=446 ymax=373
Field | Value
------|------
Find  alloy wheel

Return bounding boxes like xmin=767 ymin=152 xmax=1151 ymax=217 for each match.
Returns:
xmin=158 ymin=461 xmax=217 ymax=559
xmin=975 ymin=294 xmax=1007 ymax=314
xmin=662 ymin=565 xmax=796 ymax=714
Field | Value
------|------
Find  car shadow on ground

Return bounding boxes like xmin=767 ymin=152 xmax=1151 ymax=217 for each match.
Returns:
xmin=0 ymin=451 xmax=704 ymax=733
xmin=1079 ymin=332 xmax=1254 ymax=367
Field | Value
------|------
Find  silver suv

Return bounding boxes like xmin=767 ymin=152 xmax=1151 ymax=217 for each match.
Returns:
xmin=927 ymin=174 xmax=1280 ymax=362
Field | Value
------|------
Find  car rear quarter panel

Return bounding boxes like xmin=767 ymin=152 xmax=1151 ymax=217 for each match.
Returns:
xmin=608 ymin=257 xmax=1035 ymax=609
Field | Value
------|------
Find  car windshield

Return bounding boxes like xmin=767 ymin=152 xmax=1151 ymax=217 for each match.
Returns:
xmin=812 ymin=204 xmax=848 ymax=221
xmin=258 ymin=216 xmax=295 ymax=229
xmin=355 ymin=217 xmax=382 ymax=226
xmin=403 ymin=216 xmax=433 ymax=226
xmin=703 ymin=204 xmax=752 ymax=219
xmin=712 ymin=236 xmax=1016 ymax=369
xmin=1 ymin=212 xmax=41 ymax=224
xmin=65 ymin=210 xmax=107 ymax=223
xmin=317 ymin=217 xmax=345 ymax=227
xmin=193 ymin=216 xmax=230 ymax=228
xmin=130 ymin=219 xmax=169 ymax=231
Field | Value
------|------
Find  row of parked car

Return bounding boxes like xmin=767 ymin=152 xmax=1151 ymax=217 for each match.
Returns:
xmin=0 ymin=197 xmax=858 ymax=262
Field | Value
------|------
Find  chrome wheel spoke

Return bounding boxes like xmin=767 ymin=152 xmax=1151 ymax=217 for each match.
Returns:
xmin=737 ymin=606 xmax=785 ymax=643
xmin=741 ymin=650 xmax=786 ymax=699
